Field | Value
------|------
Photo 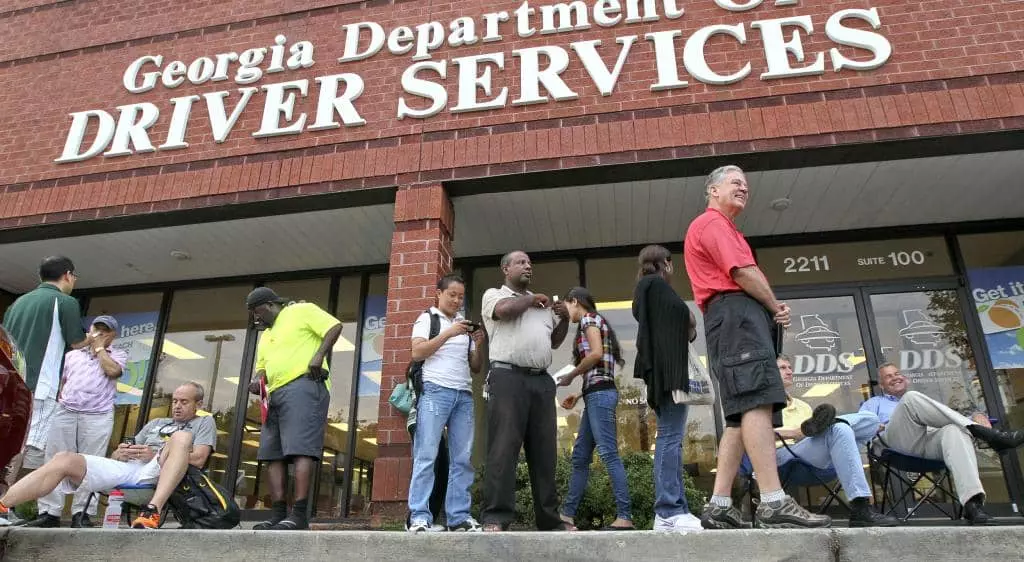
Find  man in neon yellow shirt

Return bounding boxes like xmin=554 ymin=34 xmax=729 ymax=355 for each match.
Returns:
xmin=246 ymin=287 xmax=342 ymax=531
xmin=775 ymin=355 xmax=898 ymax=527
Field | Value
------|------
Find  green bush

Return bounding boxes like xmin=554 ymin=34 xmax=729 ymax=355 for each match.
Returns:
xmin=472 ymin=450 xmax=707 ymax=530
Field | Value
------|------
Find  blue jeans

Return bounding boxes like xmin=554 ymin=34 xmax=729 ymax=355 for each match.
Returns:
xmin=407 ymin=382 xmax=475 ymax=526
xmin=562 ymin=389 xmax=632 ymax=521
xmin=653 ymin=401 xmax=690 ymax=519
xmin=776 ymin=412 xmax=880 ymax=499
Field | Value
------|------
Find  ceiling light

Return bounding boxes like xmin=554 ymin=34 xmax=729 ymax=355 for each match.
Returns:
xmin=770 ymin=197 xmax=792 ymax=211
xmin=170 ymin=249 xmax=192 ymax=261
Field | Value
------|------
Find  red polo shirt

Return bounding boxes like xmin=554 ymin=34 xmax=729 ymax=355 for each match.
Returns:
xmin=684 ymin=208 xmax=757 ymax=312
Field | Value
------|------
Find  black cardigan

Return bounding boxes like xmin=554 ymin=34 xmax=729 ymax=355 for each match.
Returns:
xmin=632 ymin=274 xmax=692 ymax=413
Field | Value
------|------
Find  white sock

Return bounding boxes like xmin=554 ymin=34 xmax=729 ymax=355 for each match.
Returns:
xmin=761 ymin=489 xmax=786 ymax=504
xmin=710 ymin=495 xmax=732 ymax=508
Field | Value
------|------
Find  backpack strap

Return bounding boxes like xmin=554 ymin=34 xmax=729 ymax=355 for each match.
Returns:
xmin=428 ymin=310 xmax=441 ymax=340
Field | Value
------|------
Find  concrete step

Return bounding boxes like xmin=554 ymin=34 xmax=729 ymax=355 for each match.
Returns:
xmin=2 ymin=526 xmax=1023 ymax=561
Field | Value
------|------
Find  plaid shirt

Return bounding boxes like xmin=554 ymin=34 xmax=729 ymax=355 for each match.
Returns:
xmin=575 ymin=313 xmax=617 ymax=393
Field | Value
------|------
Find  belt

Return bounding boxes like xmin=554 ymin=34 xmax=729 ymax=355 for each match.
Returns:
xmin=705 ymin=290 xmax=745 ymax=309
xmin=490 ymin=361 xmax=547 ymax=375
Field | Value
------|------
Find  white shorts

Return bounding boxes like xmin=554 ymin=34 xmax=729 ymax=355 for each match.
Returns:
xmin=54 ymin=456 xmax=161 ymax=496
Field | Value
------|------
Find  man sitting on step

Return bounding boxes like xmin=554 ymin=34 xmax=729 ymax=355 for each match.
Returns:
xmin=859 ymin=363 xmax=1024 ymax=525
xmin=0 ymin=382 xmax=215 ymax=529
xmin=774 ymin=355 xmax=899 ymax=527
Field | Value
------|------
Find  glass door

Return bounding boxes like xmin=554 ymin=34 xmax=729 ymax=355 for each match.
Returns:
xmin=862 ymin=286 xmax=1017 ymax=515
xmin=773 ymin=290 xmax=876 ymax=511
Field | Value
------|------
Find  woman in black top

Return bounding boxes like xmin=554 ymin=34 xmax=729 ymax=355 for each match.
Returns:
xmin=632 ymin=245 xmax=701 ymax=533
xmin=556 ymin=287 xmax=633 ymax=530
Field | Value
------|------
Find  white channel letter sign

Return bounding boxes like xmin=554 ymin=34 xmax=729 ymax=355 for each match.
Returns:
xmin=56 ymin=1 xmax=893 ymax=163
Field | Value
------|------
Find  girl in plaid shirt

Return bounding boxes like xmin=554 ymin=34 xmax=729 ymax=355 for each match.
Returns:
xmin=556 ymin=287 xmax=633 ymax=530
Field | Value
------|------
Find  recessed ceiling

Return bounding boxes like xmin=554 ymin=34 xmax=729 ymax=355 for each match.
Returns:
xmin=1 ymin=150 xmax=1019 ymax=294
xmin=0 ymin=205 xmax=395 ymax=293
xmin=452 ymin=150 xmax=1024 ymax=257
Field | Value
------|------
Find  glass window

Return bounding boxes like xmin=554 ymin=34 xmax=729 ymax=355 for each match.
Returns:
xmin=960 ymin=231 xmax=1024 ymax=502
xmin=783 ymin=297 xmax=872 ymax=413
xmin=325 ymin=277 xmax=360 ymax=517
xmin=470 ymin=260 xmax=580 ymax=464
xmin=757 ymin=237 xmax=953 ymax=286
xmin=351 ymin=273 xmax=387 ymax=513
xmin=870 ymin=290 xmax=1011 ymax=503
xmin=85 ymin=292 xmax=164 ymax=454
xmin=586 ymin=257 xmax=716 ymax=492
xmin=147 ymin=286 xmax=251 ymax=489
xmin=0 ymin=290 xmax=16 ymax=322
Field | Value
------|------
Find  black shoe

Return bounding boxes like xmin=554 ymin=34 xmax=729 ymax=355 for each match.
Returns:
xmin=969 ymin=425 xmax=1024 ymax=453
xmin=964 ymin=496 xmax=992 ymax=526
xmin=22 ymin=514 xmax=61 ymax=528
xmin=70 ymin=512 xmax=93 ymax=528
xmin=849 ymin=503 xmax=901 ymax=527
xmin=253 ymin=511 xmax=287 ymax=530
xmin=800 ymin=404 xmax=838 ymax=438
xmin=269 ymin=513 xmax=309 ymax=530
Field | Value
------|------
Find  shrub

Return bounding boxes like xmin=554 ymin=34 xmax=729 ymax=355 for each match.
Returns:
xmin=472 ymin=450 xmax=707 ymax=530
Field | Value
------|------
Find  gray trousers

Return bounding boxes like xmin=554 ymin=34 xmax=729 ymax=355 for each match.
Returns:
xmin=880 ymin=391 xmax=984 ymax=505
xmin=38 ymin=405 xmax=114 ymax=516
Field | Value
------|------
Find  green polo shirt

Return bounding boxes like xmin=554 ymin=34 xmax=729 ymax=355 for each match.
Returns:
xmin=1 ymin=283 xmax=85 ymax=393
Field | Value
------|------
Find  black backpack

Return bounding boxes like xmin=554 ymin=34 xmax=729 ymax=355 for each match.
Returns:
xmin=405 ymin=310 xmax=441 ymax=395
xmin=167 ymin=465 xmax=241 ymax=529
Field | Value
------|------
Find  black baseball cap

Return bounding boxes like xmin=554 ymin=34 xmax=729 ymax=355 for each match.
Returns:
xmin=246 ymin=287 xmax=287 ymax=310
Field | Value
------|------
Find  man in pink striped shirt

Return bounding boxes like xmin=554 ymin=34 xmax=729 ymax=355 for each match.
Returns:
xmin=27 ymin=315 xmax=127 ymax=528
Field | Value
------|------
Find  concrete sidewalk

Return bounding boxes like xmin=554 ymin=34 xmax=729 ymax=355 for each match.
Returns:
xmin=2 ymin=526 xmax=1023 ymax=562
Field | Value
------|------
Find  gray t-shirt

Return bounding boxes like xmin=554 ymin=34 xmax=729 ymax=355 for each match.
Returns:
xmin=482 ymin=285 xmax=556 ymax=369
xmin=135 ymin=415 xmax=217 ymax=454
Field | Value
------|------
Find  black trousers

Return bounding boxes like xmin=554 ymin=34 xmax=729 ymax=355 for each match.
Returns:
xmin=481 ymin=366 xmax=561 ymax=530
xmin=407 ymin=431 xmax=449 ymax=525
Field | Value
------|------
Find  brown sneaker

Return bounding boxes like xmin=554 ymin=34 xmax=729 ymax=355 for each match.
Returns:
xmin=754 ymin=496 xmax=831 ymax=529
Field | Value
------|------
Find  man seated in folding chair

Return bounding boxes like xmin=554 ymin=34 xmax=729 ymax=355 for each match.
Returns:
xmin=0 ymin=382 xmax=215 ymax=529
xmin=772 ymin=355 xmax=899 ymax=527
xmin=860 ymin=363 xmax=1024 ymax=525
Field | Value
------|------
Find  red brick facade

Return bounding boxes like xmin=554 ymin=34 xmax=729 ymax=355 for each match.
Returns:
xmin=372 ymin=182 xmax=454 ymax=517
xmin=3 ymin=0 xmax=1024 ymax=518
xmin=2 ymin=1 xmax=1024 ymax=227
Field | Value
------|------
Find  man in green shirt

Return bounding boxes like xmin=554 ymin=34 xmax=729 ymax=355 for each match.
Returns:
xmin=2 ymin=256 xmax=87 ymax=472
xmin=246 ymin=287 xmax=342 ymax=530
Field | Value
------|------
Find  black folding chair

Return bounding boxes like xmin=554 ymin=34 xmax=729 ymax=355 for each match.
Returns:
xmin=740 ymin=433 xmax=850 ymax=515
xmin=868 ymin=435 xmax=962 ymax=522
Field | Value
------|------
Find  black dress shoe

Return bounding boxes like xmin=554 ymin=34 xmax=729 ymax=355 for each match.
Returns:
xmin=71 ymin=512 xmax=93 ymax=528
xmin=849 ymin=504 xmax=901 ymax=527
xmin=801 ymin=404 xmax=837 ymax=438
xmin=969 ymin=426 xmax=1024 ymax=453
xmin=964 ymin=497 xmax=992 ymax=526
xmin=23 ymin=514 xmax=61 ymax=528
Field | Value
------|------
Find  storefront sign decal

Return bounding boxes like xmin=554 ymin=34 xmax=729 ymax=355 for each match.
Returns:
xmin=56 ymin=1 xmax=892 ymax=164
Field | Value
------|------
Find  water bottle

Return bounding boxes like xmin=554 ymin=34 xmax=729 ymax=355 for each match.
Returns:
xmin=103 ymin=491 xmax=124 ymax=529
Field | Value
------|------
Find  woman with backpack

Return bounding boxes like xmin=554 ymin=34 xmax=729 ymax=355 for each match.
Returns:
xmin=632 ymin=244 xmax=701 ymax=533
xmin=556 ymin=286 xmax=634 ymax=530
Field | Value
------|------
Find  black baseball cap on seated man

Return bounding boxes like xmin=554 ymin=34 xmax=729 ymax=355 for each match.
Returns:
xmin=245 ymin=287 xmax=288 ymax=310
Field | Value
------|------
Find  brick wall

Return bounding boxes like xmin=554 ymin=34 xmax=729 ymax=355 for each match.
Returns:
xmin=1 ymin=0 xmax=1023 ymax=226
xmin=371 ymin=182 xmax=453 ymax=516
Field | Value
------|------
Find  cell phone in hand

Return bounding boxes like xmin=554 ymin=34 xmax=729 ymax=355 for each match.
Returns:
xmin=122 ymin=437 xmax=136 ymax=446
xmin=466 ymin=321 xmax=481 ymax=332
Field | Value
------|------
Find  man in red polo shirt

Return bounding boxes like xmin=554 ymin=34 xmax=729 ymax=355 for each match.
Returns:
xmin=684 ymin=165 xmax=831 ymax=530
